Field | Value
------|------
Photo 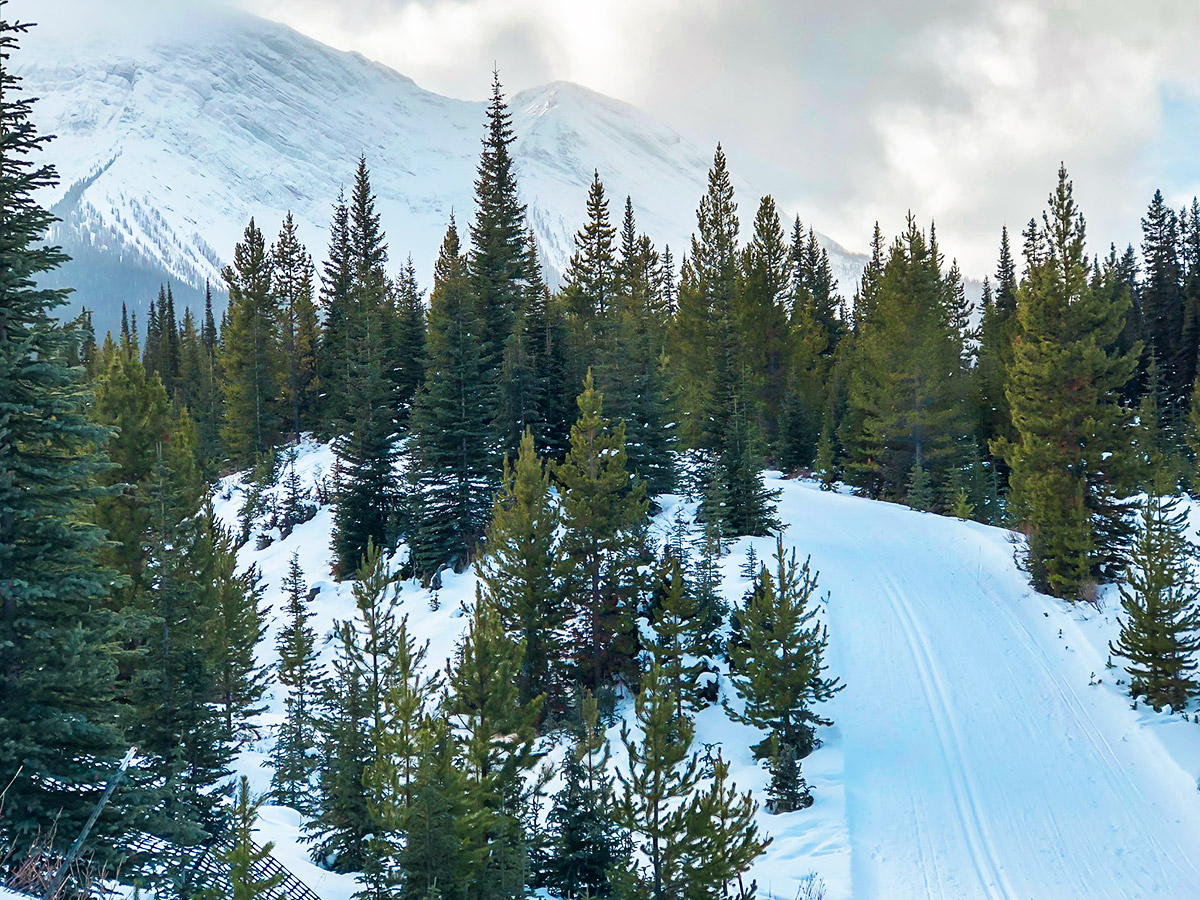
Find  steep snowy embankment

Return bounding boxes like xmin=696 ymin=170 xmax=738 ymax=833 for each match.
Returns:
xmin=216 ymin=442 xmax=1200 ymax=900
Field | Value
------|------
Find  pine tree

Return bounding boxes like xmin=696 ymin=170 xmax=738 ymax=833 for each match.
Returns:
xmin=648 ymin=549 xmax=716 ymax=717
xmin=396 ymin=714 xmax=483 ymax=900
xmin=670 ymin=145 xmax=741 ymax=457
xmin=408 ymin=218 xmax=495 ymax=579
xmin=448 ymin=593 xmax=543 ymax=900
xmin=728 ymin=535 xmax=841 ymax=761
xmin=0 ymin=10 xmax=131 ymax=866
xmin=1141 ymin=190 xmax=1186 ymax=406
xmin=207 ymin=507 xmax=271 ymax=744
xmin=220 ymin=217 xmax=283 ymax=466
xmin=737 ymin=196 xmax=792 ymax=448
xmin=999 ymin=167 xmax=1140 ymax=599
xmin=391 ymin=256 xmax=427 ymax=422
xmin=1110 ymin=491 xmax=1200 ymax=712
xmin=496 ymin=232 xmax=572 ymax=461
xmin=319 ymin=189 xmax=354 ymax=433
xmin=701 ymin=388 xmax=779 ymax=536
xmin=275 ymin=212 xmax=320 ymax=441
xmin=842 ymin=215 xmax=973 ymax=504
xmin=209 ymin=778 xmax=287 ymax=900
xmin=615 ymin=662 xmax=702 ymax=900
xmin=469 ymin=70 xmax=530 ymax=381
xmin=476 ymin=428 xmax=565 ymax=712
xmin=271 ymin=553 xmax=323 ymax=814
xmin=684 ymin=755 xmax=770 ymax=899
xmin=540 ymin=692 xmax=627 ymax=900
xmin=563 ymin=171 xmax=618 ymax=384
xmin=556 ymin=371 xmax=649 ymax=690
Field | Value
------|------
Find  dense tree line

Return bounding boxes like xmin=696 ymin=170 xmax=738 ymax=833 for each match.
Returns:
xmin=6 ymin=7 xmax=1200 ymax=897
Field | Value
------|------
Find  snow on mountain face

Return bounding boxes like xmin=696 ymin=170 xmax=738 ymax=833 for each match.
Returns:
xmin=18 ymin=5 xmax=865 ymax=335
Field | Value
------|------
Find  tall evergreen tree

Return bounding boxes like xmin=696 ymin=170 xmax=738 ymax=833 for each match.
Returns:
xmin=209 ymin=778 xmax=287 ymax=900
xmin=842 ymin=215 xmax=973 ymax=505
xmin=476 ymin=428 xmax=565 ymax=712
xmin=220 ymin=218 xmax=283 ymax=466
xmin=271 ymin=553 xmax=323 ymax=814
xmin=319 ymin=189 xmax=354 ymax=433
xmin=275 ymin=212 xmax=321 ymax=440
xmin=556 ymin=371 xmax=649 ymax=691
xmin=469 ymin=70 xmax=530 ymax=381
xmin=409 ymin=218 xmax=495 ymax=579
xmin=0 ymin=10 xmax=131 ymax=866
xmin=1141 ymin=190 xmax=1186 ymax=405
xmin=563 ymin=171 xmax=618 ymax=385
xmin=448 ymin=594 xmax=543 ymax=900
xmin=999 ymin=167 xmax=1139 ymax=599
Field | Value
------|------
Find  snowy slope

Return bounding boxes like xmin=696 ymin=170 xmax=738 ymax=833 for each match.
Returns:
xmin=214 ymin=442 xmax=1200 ymax=900
xmin=17 ymin=3 xmax=865 ymax=335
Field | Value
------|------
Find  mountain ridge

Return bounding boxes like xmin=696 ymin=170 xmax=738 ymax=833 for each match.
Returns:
xmin=18 ymin=4 xmax=867 ymax=335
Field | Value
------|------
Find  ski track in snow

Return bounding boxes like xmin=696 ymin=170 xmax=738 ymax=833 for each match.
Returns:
xmin=212 ymin=445 xmax=1200 ymax=900
xmin=782 ymin=485 xmax=1200 ymax=899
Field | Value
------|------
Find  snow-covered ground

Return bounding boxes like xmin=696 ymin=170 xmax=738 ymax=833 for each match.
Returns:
xmin=215 ymin=440 xmax=1200 ymax=900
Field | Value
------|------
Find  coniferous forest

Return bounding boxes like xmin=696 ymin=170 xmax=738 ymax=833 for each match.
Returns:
xmin=4 ymin=6 xmax=1200 ymax=899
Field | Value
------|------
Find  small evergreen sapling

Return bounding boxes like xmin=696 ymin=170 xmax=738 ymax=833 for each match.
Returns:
xmin=1110 ymin=492 xmax=1200 ymax=712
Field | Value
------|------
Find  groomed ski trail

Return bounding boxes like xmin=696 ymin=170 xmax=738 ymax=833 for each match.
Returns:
xmin=766 ymin=480 xmax=1200 ymax=900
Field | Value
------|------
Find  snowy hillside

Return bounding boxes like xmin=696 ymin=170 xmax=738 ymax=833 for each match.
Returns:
xmin=215 ymin=441 xmax=1200 ymax=900
xmin=18 ymin=3 xmax=865 ymax=335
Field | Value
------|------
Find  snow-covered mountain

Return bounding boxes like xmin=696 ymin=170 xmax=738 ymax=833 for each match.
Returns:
xmin=18 ymin=4 xmax=865 ymax=336
xmin=216 ymin=441 xmax=1200 ymax=900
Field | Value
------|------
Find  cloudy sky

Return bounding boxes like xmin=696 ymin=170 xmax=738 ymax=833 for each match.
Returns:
xmin=30 ymin=0 xmax=1200 ymax=275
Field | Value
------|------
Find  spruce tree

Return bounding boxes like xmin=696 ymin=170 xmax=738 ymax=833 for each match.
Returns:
xmin=476 ymin=428 xmax=565 ymax=712
xmin=563 ymin=170 xmax=618 ymax=384
xmin=728 ymin=535 xmax=841 ymax=762
xmin=842 ymin=215 xmax=972 ymax=504
xmin=469 ymin=71 xmax=530 ymax=381
xmin=0 ymin=9 xmax=131 ymax=865
xmin=999 ymin=167 xmax=1139 ymax=599
xmin=271 ymin=553 xmax=323 ymax=814
xmin=1141 ymin=190 xmax=1186 ymax=405
xmin=220 ymin=217 xmax=283 ymax=466
xmin=319 ymin=188 xmax=354 ymax=433
xmin=1110 ymin=491 xmax=1200 ymax=712
xmin=391 ymin=256 xmax=427 ymax=422
xmin=556 ymin=371 xmax=649 ymax=691
xmin=648 ymin=549 xmax=716 ymax=717
xmin=540 ymin=692 xmax=626 ymax=900
xmin=275 ymin=212 xmax=321 ymax=441
xmin=409 ymin=218 xmax=495 ymax=579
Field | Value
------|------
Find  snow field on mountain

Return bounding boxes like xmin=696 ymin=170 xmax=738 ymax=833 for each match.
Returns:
xmin=216 ymin=440 xmax=1200 ymax=900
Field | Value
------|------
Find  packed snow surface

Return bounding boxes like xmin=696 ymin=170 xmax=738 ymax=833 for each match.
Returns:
xmin=215 ymin=441 xmax=1200 ymax=900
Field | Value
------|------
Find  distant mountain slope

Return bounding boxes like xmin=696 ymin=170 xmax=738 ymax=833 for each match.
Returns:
xmin=19 ymin=5 xmax=866 ymax=337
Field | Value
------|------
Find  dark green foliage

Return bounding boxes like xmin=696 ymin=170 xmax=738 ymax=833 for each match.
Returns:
xmin=221 ymin=217 xmax=283 ymax=466
xmin=540 ymin=692 xmax=626 ymax=900
xmin=0 ymin=10 xmax=131 ymax=866
xmin=556 ymin=371 xmax=650 ymax=691
xmin=683 ymin=755 xmax=770 ymax=900
xmin=842 ymin=215 xmax=973 ymax=505
xmin=1140 ymin=190 xmax=1187 ymax=406
xmin=1110 ymin=492 xmax=1200 ymax=712
xmin=391 ymin=257 xmax=427 ymax=423
xmin=408 ymin=219 xmax=495 ymax=580
xmin=310 ymin=659 xmax=372 ymax=873
xmin=496 ymin=235 xmax=572 ymax=461
xmin=563 ymin=171 xmax=618 ymax=384
xmin=999 ymin=167 xmax=1139 ymax=599
xmin=700 ymin=389 xmax=779 ymax=537
xmin=396 ymin=715 xmax=482 ymax=900
xmin=318 ymin=189 xmax=354 ymax=434
xmin=648 ymin=549 xmax=717 ymax=717
xmin=448 ymin=594 xmax=543 ymax=900
xmin=476 ymin=429 xmax=565 ymax=712
xmin=271 ymin=553 xmax=323 ymax=814
xmin=727 ymin=535 xmax=841 ymax=761
xmin=275 ymin=213 xmax=321 ymax=440
xmin=469 ymin=71 xmax=531 ymax=380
